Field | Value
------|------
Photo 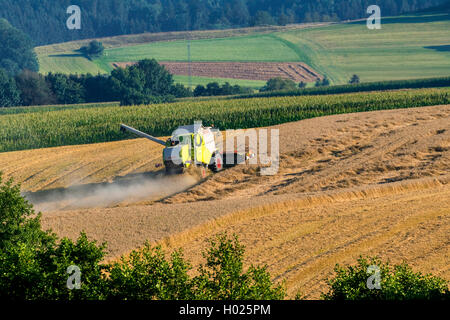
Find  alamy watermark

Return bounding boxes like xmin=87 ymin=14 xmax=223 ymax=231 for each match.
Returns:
xmin=223 ymin=128 xmax=279 ymax=176
xmin=366 ymin=265 xmax=381 ymax=290
xmin=67 ymin=265 xmax=81 ymax=290
xmin=367 ymin=5 xmax=381 ymax=30
xmin=66 ymin=5 xmax=81 ymax=30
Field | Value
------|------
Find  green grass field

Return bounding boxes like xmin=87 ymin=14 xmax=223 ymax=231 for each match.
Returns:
xmin=275 ymin=14 xmax=450 ymax=83
xmin=36 ymin=13 xmax=450 ymax=85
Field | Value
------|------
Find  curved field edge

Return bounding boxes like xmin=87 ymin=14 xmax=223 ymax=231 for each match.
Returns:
xmin=155 ymin=175 xmax=450 ymax=299
xmin=35 ymin=14 xmax=450 ymax=85
xmin=35 ymin=23 xmax=332 ymax=75
xmin=1 ymin=87 xmax=449 ymax=153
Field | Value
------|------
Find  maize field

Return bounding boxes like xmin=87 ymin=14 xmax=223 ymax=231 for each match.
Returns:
xmin=0 ymin=87 xmax=449 ymax=153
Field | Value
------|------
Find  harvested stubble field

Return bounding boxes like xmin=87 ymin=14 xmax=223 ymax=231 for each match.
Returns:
xmin=114 ymin=61 xmax=323 ymax=83
xmin=0 ymin=105 xmax=448 ymax=299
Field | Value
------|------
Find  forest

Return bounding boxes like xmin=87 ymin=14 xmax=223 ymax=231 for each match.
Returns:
xmin=0 ymin=0 xmax=447 ymax=46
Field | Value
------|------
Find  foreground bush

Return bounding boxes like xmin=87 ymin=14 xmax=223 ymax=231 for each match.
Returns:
xmin=0 ymin=173 xmax=107 ymax=300
xmin=1 ymin=174 xmax=447 ymax=300
xmin=322 ymin=256 xmax=449 ymax=300
xmin=0 ymin=174 xmax=285 ymax=300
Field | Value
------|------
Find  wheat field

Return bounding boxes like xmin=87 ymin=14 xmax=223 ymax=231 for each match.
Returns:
xmin=0 ymin=104 xmax=448 ymax=298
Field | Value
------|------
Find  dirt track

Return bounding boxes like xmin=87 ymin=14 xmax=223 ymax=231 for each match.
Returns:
xmin=0 ymin=105 xmax=448 ymax=298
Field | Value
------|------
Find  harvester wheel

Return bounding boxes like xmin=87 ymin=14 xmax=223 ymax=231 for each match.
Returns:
xmin=165 ymin=166 xmax=183 ymax=175
xmin=210 ymin=153 xmax=223 ymax=172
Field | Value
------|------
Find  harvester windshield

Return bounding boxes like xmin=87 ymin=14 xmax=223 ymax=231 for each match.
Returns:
xmin=178 ymin=135 xmax=192 ymax=145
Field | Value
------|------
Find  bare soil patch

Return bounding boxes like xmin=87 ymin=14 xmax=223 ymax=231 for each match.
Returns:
xmin=113 ymin=61 xmax=322 ymax=82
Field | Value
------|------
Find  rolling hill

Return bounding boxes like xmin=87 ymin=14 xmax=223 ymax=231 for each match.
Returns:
xmin=35 ymin=13 xmax=450 ymax=87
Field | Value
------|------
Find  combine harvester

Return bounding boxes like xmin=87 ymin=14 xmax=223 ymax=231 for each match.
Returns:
xmin=120 ymin=123 xmax=247 ymax=174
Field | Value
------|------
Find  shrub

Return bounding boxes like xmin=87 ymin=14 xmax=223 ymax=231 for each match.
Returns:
xmin=322 ymin=256 xmax=449 ymax=300
xmin=316 ymin=77 xmax=330 ymax=87
xmin=0 ymin=174 xmax=285 ymax=300
xmin=349 ymin=74 xmax=360 ymax=84
xmin=193 ymin=234 xmax=286 ymax=300
xmin=106 ymin=243 xmax=193 ymax=300
xmin=193 ymin=82 xmax=253 ymax=97
xmin=261 ymin=77 xmax=297 ymax=92
xmin=79 ymin=41 xmax=104 ymax=60
xmin=0 ymin=173 xmax=107 ymax=300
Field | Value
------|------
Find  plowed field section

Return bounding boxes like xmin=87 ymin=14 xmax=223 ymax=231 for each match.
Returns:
xmin=113 ymin=62 xmax=323 ymax=82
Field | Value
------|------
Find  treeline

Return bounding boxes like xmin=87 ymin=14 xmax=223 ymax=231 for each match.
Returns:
xmin=0 ymin=59 xmax=194 ymax=107
xmin=236 ymin=76 xmax=450 ymax=99
xmin=0 ymin=19 xmax=38 ymax=77
xmin=0 ymin=0 xmax=447 ymax=45
xmin=1 ymin=175 xmax=448 ymax=300
xmin=194 ymin=82 xmax=254 ymax=97
xmin=0 ymin=62 xmax=256 ymax=108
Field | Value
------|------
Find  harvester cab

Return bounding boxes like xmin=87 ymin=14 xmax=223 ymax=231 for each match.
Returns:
xmin=120 ymin=123 xmax=224 ymax=174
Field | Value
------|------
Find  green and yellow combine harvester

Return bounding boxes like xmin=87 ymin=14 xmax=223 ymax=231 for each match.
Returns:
xmin=120 ymin=123 xmax=246 ymax=174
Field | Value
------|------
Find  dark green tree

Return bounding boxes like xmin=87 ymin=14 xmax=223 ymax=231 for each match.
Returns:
xmin=229 ymin=0 xmax=251 ymax=26
xmin=349 ymin=74 xmax=360 ymax=84
xmin=315 ymin=77 xmax=330 ymax=87
xmin=206 ymin=82 xmax=221 ymax=96
xmin=194 ymin=84 xmax=207 ymax=97
xmin=322 ymin=256 xmax=449 ymax=300
xmin=193 ymin=234 xmax=286 ymax=300
xmin=15 ymin=70 xmax=57 ymax=106
xmin=79 ymin=41 xmax=105 ymax=60
xmin=110 ymin=59 xmax=176 ymax=105
xmin=170 ymin=83 xmax=193 ymax=98
xmin=0 ymin=68 xmax=21 ymax=107
xmin=261 ymin=77 xmax=297 ymax=92
xmin=45 ymin=73 xmax=86 ymax=104
xmin=193 ymin=82 xmax=252 ymax=97
xmin=80 ymin=73 xmax=115 ymax=103
xmin=251 ymin=10 xmax=276 ymax=26
xmin=0 ymin=19 xmax=38 ymax=76
xmin=0 ymin=173 xmax=107 ymax=300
